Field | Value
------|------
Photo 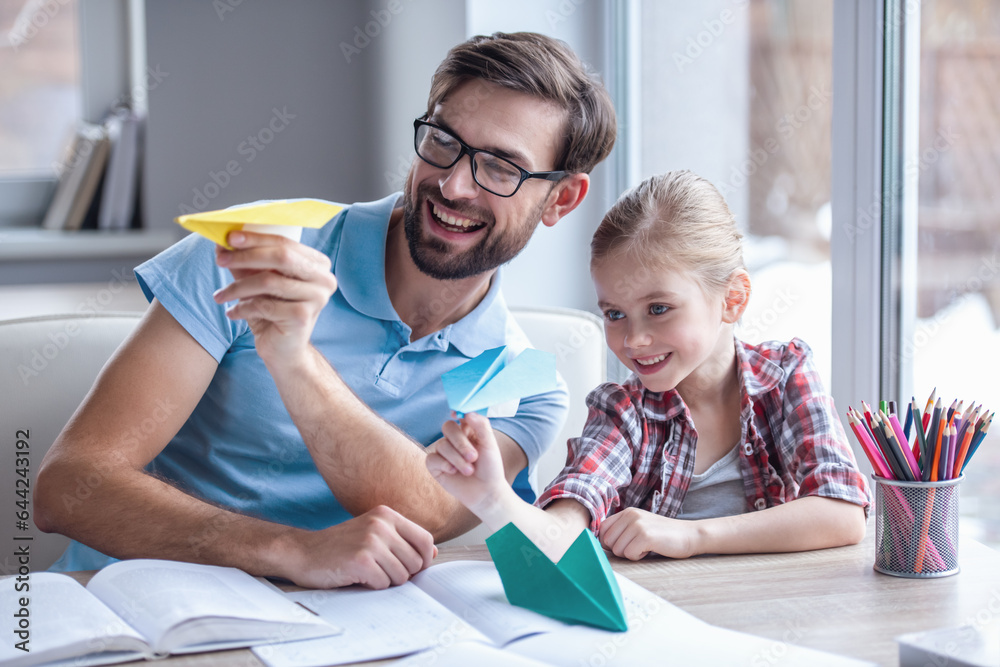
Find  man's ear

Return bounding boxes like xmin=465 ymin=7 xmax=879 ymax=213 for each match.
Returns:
xmin=722 ymin=269 xmax=752 ymax=323
xmin=540 ymin=173 xmax=589 ymax=228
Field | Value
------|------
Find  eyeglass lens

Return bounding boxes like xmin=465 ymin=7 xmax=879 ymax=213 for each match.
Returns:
xmin=415 ymin=123 xmax=524 ymax=196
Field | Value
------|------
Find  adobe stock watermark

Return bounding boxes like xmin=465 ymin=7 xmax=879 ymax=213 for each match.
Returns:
xmin=340 ymin=0 xmax=411 ymax=64
xmin=673 ymin=1 xmax=749 ymax=73
xmin=740 ymin=289 xmax=800 ymax=340
xmin=750 ymin=617 xmax=808 ymax=666
xmin=717 ymin=83 xmax=831 ymax=200
xmin=213 ymin=0 xmax=245 ymax=21
xmin=844 ymin=126 xmax=960 ymax=243
xmin=385 ymin=151 xmax=416 ymax=193
xmin=545 ymin=0 xmax=589 ymax=30
xmin=891 ymin=252 xmax=999 ymax=373
xmin=49 ymin=65 xmax=169 ymax=178
xmin=7 ymin=0 xmax=70 ymax=51
xmin=58 ymin=397 xmax=178 ymax=515
xmin=17 ymin=268 xmax=138 ymax=386
xmin=178 ymin=106 xmax=296 ymax=215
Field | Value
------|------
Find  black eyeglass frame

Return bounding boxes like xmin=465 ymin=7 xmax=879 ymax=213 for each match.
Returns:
xmin=412 ymin=118 xmax=568 ymax=197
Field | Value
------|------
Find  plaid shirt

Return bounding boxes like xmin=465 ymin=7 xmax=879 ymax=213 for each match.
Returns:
xmin=537 ymin=338 xmax=871 ymax=532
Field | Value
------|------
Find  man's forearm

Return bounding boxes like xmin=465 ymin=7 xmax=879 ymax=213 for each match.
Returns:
xmin=265 ymin=344 xmax=482 ymax=540
xmin=36 ymin=456 xmax=297 ymax=577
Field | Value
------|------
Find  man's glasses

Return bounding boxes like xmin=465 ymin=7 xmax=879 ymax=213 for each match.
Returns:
xmin=413 ymin=118 xmax=567 ymax=197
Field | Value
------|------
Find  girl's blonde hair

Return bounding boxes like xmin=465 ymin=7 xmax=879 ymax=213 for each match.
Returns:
xmin=591 ymin=170 xmax=745 ymax=294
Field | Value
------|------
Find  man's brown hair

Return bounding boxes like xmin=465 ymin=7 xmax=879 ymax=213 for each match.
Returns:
xmin=427 ymin=32 xmax=617 ymax=175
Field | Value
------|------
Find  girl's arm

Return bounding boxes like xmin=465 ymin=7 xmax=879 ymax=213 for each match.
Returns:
xmin=427 ymin=412 xmax=591 ymax=561
xmin=600 ymin=496 xmax=866 ymax=560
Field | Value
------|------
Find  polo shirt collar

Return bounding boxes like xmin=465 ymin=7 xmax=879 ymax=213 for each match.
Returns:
xmin=335 ymin=193 xmax=403 ymax=322
xmin=334 ymin=192 xmax=508 ymax=357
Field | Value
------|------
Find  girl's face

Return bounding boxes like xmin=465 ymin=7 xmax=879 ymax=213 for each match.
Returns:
xmin=592 ymin=256 xmax=736 ymax=394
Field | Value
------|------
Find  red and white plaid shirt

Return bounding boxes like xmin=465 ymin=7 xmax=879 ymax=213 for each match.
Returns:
xmin=537 ymin=338 xmax=871 ymax=532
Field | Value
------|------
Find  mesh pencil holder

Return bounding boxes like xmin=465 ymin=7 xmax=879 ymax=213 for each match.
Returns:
xmin=872 ymin=474 xmax=962 ymax=578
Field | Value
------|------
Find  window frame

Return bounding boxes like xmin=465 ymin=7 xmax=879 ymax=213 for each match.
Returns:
xmin=0 ymin=0 xmax=134 ymax=228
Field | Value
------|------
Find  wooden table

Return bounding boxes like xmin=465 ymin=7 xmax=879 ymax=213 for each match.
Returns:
xmin=68 ymin=530 xmax=1000 ymax=667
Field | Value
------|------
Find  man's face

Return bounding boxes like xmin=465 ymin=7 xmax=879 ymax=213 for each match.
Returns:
xmin=403 ymin=79 xmax=567 ymax=280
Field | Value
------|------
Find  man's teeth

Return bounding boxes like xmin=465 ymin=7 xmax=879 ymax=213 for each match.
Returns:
xmin=635 ymin=354 xmax=667 ymax=366
xmin=433 ymin=203 xmax=481 ymax=229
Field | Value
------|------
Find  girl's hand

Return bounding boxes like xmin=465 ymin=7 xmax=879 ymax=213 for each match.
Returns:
xmin=599 ymin=507 xmax=700 ymax=560
xmin=426 ymin=412 xmax=510 ymax=517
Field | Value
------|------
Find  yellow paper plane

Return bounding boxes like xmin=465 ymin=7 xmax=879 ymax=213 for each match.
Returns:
xmin=175 ymin=199 xmax=344 ymax=249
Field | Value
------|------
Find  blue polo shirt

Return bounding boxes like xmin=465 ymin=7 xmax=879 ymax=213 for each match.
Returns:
xmin=52 ymin=193 xmax=568 ymax=571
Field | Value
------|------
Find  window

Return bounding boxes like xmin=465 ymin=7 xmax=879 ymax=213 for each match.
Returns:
xmin=903 ymin=1 xmax=1000 ymax=548
xmin=0 ymin=0 xmax=81 ymax=177
xmin=630 ymin=0 xmax=835 ymax=387
xmin=0 ymin=0 xmax=132 ymax=229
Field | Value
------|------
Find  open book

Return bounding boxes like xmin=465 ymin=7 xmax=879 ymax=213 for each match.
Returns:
xmin=0 ymin=559 xmax=338 ymax=667
xmin=253 ymin=560 xmax=874 ymax=667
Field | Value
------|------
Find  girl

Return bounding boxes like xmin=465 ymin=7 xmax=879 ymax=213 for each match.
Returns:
xmin=427 ymin=171 xmax=871 ymax=562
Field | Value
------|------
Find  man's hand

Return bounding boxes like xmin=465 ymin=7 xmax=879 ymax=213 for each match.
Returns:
xmin=213 ymin=230 xmax=337 ymax=365
xmin=279 ymin=505 xmax=437 ymax=590
xmin=599 ymin=507 xmax=698 ymax=561
xmin=426 ymin=412 xmax=510 ymax=520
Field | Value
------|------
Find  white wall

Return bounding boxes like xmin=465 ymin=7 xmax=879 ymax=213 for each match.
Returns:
xmin=466 ymin=0 xmax=615 ymax=313
xmin=141 ymin=0 xmax=612 ymax=313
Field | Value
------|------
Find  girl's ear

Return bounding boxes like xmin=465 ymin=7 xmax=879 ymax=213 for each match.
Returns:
xmin=722 ymin=269 xmax=751 ymax=323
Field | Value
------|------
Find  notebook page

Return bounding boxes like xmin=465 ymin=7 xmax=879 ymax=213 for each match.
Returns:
xmin=394 ymin=641 xmax=554 ymax=667
xmin=253 ymin=582 xmax=487 ymax=667
xmin=510 ymin=576 xmax=874 ymax=667
xmin=410 ymin=560 xmax=566 ymax=646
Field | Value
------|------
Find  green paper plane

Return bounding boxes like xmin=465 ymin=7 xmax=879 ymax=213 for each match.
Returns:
xmin=486 ymin=522 xmax=628 ymax=632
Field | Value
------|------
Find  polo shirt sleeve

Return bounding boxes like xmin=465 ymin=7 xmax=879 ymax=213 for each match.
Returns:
xmin=535 ymin=382 xmax=641 ymax=532
xmin=134 ymin=233 xmax=248 ymax=361
xmin=778 ymin=338 xmax=872 ymax=515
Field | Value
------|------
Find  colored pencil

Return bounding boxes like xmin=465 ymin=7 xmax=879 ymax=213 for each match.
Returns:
xmin=953 ymin=405 xmax=981 ymax=476
xmin=862 ymin=401 xmax=876 ymax=431
xmin=961 ymin=412 xmax=993 ymax=473
xmin=903 ymin=401 xmax=914 ymax=442
xmin=914 ymin=487 xmax=937 ymax=572
xmin=945 ymin=398 xmax=958 ymax=429
xmin=911 ymin=398 xmax=928 ymax=474
xmin=885 ymin=410 xmax=920 ymax=480
xmin=876 ymin=412 xmax=912 ymax=481
xmin=848 ymin=410 xmax=893 ymax=479
xmin=930 ymin=407 xmax=946 ymax=482
xmin=922 ymin=388 xmax=937 ymax=432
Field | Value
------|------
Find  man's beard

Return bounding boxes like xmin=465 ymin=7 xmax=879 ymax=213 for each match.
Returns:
xmin=402 ymin=184 xmax=544 ymax=280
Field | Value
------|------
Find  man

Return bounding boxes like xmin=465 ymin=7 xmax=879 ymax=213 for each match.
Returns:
xmin=35 ymin=32 xmax=617 ymax=589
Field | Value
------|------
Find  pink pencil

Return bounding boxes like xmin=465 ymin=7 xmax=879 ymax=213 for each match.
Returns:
xmin=848 ymin=411 xmax=893 ymax=479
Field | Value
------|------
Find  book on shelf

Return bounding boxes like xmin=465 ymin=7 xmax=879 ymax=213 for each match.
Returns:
xmin=98 ymin=107 xmax=143 ymax=231
xmin=252 ymin=560 xmax=874 ymax=667
xmin=0 ymin=558 xmax=339 ymax=667
xmin=40 ymin=107 xmax=144 ymax=232
xmin=41 ymin=121 xmax=110 ymax=231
